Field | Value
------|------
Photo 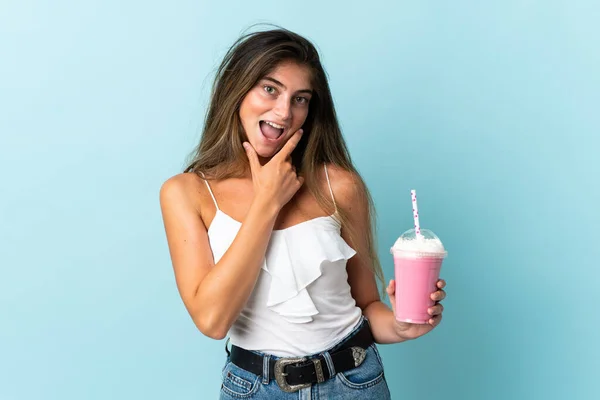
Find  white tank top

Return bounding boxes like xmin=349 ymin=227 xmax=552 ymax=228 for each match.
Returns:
xmin=202 ymin=164 xmax=363 ymax=357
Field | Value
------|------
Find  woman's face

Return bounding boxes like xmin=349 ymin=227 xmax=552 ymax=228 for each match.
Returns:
xmin=239 ymin=61 xmax=313 ymax=160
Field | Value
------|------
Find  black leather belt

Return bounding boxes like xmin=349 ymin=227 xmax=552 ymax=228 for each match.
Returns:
xmin=229 ymin=320 xmax=375 ymax=392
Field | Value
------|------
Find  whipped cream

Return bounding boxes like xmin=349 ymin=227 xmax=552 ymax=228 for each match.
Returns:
xmin=392 ymin=235 xmax=446 ymax=257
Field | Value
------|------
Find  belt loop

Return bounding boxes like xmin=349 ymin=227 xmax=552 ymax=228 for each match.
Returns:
xmin=322 ymin=351 xmax=336 ymax=377
xmin=262 ymin=355 xmax=270 ymax=384
xmin=225 ymin=338 xmax=231 ymax=357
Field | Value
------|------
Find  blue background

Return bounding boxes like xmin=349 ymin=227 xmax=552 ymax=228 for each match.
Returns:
xmin=1 ymin=1 xmax=598 ymax=399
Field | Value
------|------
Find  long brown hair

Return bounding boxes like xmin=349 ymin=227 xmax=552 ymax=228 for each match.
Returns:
xmin=185 ymin=26 xmax=384 ymax=292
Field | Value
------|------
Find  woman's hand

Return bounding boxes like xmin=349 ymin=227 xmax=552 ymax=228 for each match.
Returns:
xmin=243 ymin=129 xmax=304 ymax=211
xmin=386 ymin=278 xmax=446 ymax=341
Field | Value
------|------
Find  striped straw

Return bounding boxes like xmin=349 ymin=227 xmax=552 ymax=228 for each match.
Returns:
xmin=411 ymin=189 xmax=421 ymax=237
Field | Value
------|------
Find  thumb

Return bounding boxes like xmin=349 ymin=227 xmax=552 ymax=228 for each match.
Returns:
xmin=386 ymin=280 xmax=396 ymax=301
xmin=387 ymin=279 xmax=396 ymax=314
xmin=386 ymin=279 xmax=395 ymax=294
xmin=243 ymin=142 xmax=260 ymax=175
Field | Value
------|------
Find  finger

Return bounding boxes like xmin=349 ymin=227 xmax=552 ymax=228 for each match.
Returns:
xmin=428 ymin=304 xmax=444 ymax=316
xmin=386 ymin=279 xmax=395 ymax=293
xmin=429 ymin=313 xmax=443 ymax=327
xmin=243 ymin=142 xmax=261 ymax=175
xmin=437 ymin=279 xmax=446 ymax=289
xmin=275 ymin=129 xmax=303 ymax=161
xmin=430 ymin=289 xmax=446 ymax=302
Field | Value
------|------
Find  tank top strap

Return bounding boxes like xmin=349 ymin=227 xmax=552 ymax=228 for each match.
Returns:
xmin=199 ymin=172 xmax=219 ymax=211
xmin=323 ymin=164 xmax=338 ymax=213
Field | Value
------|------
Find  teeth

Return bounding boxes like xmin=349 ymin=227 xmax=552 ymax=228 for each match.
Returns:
xmin=264 ymin=121 xmax=285 ymax=130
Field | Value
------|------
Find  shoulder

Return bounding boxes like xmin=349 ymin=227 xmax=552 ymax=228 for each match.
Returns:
xmin=160 ymin=172 xmax=203 ymax=197
xmin=323 ymin=163 xmax=367 ymax=211
xmin=323 ymin=163 xmax=357 ymax=187
xmin=159 ymin=172 xmax=206 ymax=210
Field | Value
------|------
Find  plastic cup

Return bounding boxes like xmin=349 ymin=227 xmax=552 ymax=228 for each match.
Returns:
xmin=391 ymin=228 xmax=447 ymax=324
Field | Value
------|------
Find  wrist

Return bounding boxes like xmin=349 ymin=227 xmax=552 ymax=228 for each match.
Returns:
xmin=392 ymin=321 xmax=411 ymax=341
xmin=250 ymin=196 xmax=280 ymax=220
xmin=392 ymin=318 xmax=420 ymax=341
xmin=363 ymin=301 xmax=409 ymax=344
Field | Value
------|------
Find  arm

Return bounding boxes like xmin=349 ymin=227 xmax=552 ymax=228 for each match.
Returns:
xmin=160 ymin=130 xmax=304 ymax=340
xmin=331 ymin=166 xmax=445 ymax=343
xmin=160 ymin=174 xmax=278 ymax=340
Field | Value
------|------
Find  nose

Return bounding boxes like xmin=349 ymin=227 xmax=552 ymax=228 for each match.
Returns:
xmin=273 ymin=96 xmax=292 ymax=122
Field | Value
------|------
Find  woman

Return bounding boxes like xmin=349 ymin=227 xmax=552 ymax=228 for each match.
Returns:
xmin=160 ymin=27 xmax=446 ymax=399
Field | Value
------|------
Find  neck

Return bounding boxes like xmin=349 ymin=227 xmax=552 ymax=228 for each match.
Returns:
xmin=257 ymin=155 xmax=273 ymax=167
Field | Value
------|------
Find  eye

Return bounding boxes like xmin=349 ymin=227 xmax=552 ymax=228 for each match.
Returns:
xmin=263 ymin=85 xmax=276 ymax=94
xmin=295 ymin=96 xmax=309 ymax=105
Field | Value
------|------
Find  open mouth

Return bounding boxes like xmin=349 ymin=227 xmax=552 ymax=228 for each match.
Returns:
xmin=259 ymin=120 xmax=285 ymax=141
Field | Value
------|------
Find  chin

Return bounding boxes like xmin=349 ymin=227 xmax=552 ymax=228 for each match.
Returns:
xmin=255 ymin=146 xmax=278 ymax=158
xmin=250 ymin=134 xmax=286 ymax=158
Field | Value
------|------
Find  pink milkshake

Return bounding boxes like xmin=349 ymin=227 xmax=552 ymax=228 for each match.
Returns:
xmin=391 ymin=190 xmax=447 ymax=324
xmin=391 ymin=228 xmax=447 ymax=324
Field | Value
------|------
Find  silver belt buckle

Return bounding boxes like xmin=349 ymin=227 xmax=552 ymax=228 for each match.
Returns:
xmin=273 ymin=357 xmax=311 ymax=393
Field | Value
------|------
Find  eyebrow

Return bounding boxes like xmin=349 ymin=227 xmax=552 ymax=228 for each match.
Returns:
xmin=262 ymin=76 xmax=313 ymax=95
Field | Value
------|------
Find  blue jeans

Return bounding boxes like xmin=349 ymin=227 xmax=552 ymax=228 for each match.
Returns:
xmin=219 ymin=319 xmax=391 ymax=399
